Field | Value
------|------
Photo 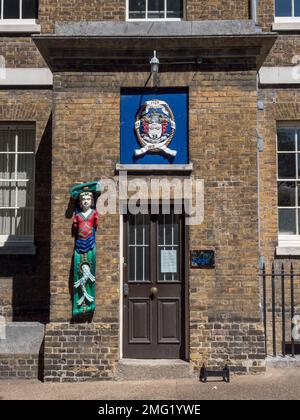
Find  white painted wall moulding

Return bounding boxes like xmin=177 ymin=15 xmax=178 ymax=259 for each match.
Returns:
xmin=272 ymin=22 xmax=300 ymax=31
xmin=276 ymin=246 xmax=300 ymax=256
xmin=0 ymin=68 xmax=53 ymax=86
xmin=259 ymin=66 xmax=300 ymax=85
xmin=0 ymin=23 xmax=41 ymax=33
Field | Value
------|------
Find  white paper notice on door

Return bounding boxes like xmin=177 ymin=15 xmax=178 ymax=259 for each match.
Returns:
xmin=160 ymin=250 xmax=177 ymax=273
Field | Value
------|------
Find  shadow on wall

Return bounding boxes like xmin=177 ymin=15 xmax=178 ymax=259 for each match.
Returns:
xmin=0 ymin=115 xmax=52 ymax=323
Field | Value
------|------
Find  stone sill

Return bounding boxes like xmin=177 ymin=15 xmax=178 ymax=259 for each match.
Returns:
xmin=276 ymin=246 xmax=300 ymax=256
xmin=116 ymin=164 xmax=193 ymax=173
xmin=0 ymin=24 xmax=41 ymax=33
xmin=0 ymin=322 xmax=44 ymax=354
xmin=272 ymin=22 xmax=300 ymax=31
xmin=0 ymin=244 xmax=36 ymax=255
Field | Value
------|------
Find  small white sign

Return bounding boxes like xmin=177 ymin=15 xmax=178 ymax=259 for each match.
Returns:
xmin=161 ymin=250 xmax=177 ymax=273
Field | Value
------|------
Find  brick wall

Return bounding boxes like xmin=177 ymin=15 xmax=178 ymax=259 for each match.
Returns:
xmin=38 ymin=0 xmax=126 ymax=33
xmin=0 ymin=354 xmax=41 ymax=379
xmin=192 ymin=321 xmax=266 ymax=374
xmin=44 ymin=322 xmax=118 ymax=382
xmin=0 ymin=90 xmax=52 ymax=322
xmin=189 ymin=70 xmax=264 ymax=373
xmin=44 ymin=69 xmax=264 ymax=379
xmin=186 ymin=0 xmax=249 ymax=21
xmin=0 ymin=38 xmax=46 ymax=68
xmin=257 ymin=0 xmax=300 ymax=67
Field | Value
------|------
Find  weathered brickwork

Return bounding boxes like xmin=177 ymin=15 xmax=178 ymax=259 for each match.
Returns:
xmin=44 ymin=323 xmax=118 ymax=382
xmin=0 ymin=354 xmax=40 ymax=379
xmin=0 ymin=38 xmax=46 ymax=68
xmin=257 ymin=0 xmax=275 ymax=31
xmin=186 ymin=0 xmax=249 ymax=21
xmin=191 ymin=321 xmax=266 ymax=374
xmin=257 ymin=0 xmax=300 ymax=67
xmin=38 ymin=0 xmax=126 ymax=33
xmin=189 ymin=71 xmax=264 ymax=373
xmin=42 ymin=69 xmax=264 ymax=379
xmin=0 ymin=89 xmax=52 ymax=322
xmin=264 ymin=35 xmax=300 ymax=67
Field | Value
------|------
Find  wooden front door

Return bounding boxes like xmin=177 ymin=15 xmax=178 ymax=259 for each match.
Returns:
xmin=123 ymin=209 xmax=185 ymax=359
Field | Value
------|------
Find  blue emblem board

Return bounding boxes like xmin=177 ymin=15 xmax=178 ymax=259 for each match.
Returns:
xmin=191 ymin=250 xmax=215 ymax=269
xmin=120 ymin=89 xmax=188 ymax=164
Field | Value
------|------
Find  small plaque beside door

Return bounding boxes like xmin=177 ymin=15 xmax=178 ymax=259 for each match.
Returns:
xmin=190 ymin=250 xmax=215 ymax=269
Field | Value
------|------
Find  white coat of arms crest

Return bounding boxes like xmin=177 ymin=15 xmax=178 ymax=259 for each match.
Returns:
xmin=134 ymin=100 xmax=177 ymax=157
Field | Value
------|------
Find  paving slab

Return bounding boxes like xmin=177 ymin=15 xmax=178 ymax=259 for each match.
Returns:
xmin=0 ymin=369 xmax=300 ymax=400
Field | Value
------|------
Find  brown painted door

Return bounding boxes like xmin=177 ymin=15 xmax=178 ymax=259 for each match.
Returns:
xmin=123 ymin=210 xmax=185 ymax=359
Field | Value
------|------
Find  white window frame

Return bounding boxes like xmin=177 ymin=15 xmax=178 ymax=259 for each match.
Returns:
xmin=0 ymin=124 xmax=35 ymax=248
xmin=277 ymin=122 xmax=300 ymax=247
xmin=0 ymin=0 xmax=40 ymax=33
xmin=126 ymin=0 xmax=184 ymax=21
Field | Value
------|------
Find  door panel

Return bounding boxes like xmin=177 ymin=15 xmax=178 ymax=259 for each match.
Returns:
xmin=123 ymin=209 xmax=185 ymax=359
xmin=129 ymin=298 xmax=152 ymax=344
xmin=158 ymin=298 xmax=181 ymax=344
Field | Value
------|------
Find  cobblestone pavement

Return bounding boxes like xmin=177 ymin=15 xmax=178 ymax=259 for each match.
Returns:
xmin=0 ymin=369 xmax=299 ymax=400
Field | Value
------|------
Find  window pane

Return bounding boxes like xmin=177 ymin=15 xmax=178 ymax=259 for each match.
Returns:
xmin=298 ymin=154 xmax=300 ymax=178
xmin=159 ymin=213 xmax=175 ymax=245
xmin=18 ymin=129 xmax=35 ymax=152
xmin=0 ymin=154 xmax=15 ymax=180
xmin=16 ymin=208 xmax=33 ymax=236
xmin=0 ymin=182 xmax=16 ymax=207
xmin=278 ymin=129 xmax=295 ymax=151
xmin=295 ymin=0 xmax=300 ymax=16
xmin=129 ymin=0 xmax=146 ymax=18
xmin=278 ymin=182 xmax=296 ymax=206
xmin=128 ymin=215 xmax=135 ymax=245
xmin=3 ymin=0 xmax=20 ymax=19
xmin=144 ymin=246 xmax=149 ymax=281
xmin=167 ymin=0 xmax=183 ymax=18
xmin=148 ymin=0 xmax=164 ymax=18
xmin=22 ymin=0 xmax=38 ymax=19
xmin=275 ymin=0 xmax=292 ymax=17
xmin=136 ymin=213 xmax=149 ymax=245
xmin=0 ymin=130 xmax=15 ymax=152
xmin=173 ymin=214 xmax=179 ymax=244
xmin=279 ymin=208 xmax=296 ymax=234
xmin=278 ymin=154 xmax=296 ymax=179
xmin=0 ymin=209 xmax=15 ymax=235
xmin=17 ymin=154 xmax=34 ymax=180
xmin=128 ymin=246 xmax=135 ymax=281
xmin=17 ymin=181 xmax=33 ymax=208
xmin=136 ymin=246 xmax=144 ymax=281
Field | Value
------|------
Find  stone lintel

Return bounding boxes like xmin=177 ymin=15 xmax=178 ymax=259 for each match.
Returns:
xmin=33 ymin=21 xmax=277 ymax=72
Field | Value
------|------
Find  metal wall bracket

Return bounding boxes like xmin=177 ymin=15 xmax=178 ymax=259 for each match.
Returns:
xmin=257 ymin=137 xmax=264 ymax=152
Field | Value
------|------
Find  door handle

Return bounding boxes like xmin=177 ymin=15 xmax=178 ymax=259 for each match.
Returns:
xmin=150 ymin=287 xmax=158 ymax=296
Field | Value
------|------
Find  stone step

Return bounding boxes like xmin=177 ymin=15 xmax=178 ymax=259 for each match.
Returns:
xmin=116 ymin=359 xmax=193 ymax=381
xmin=266 ymin=355 xmax=300 ymax=369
